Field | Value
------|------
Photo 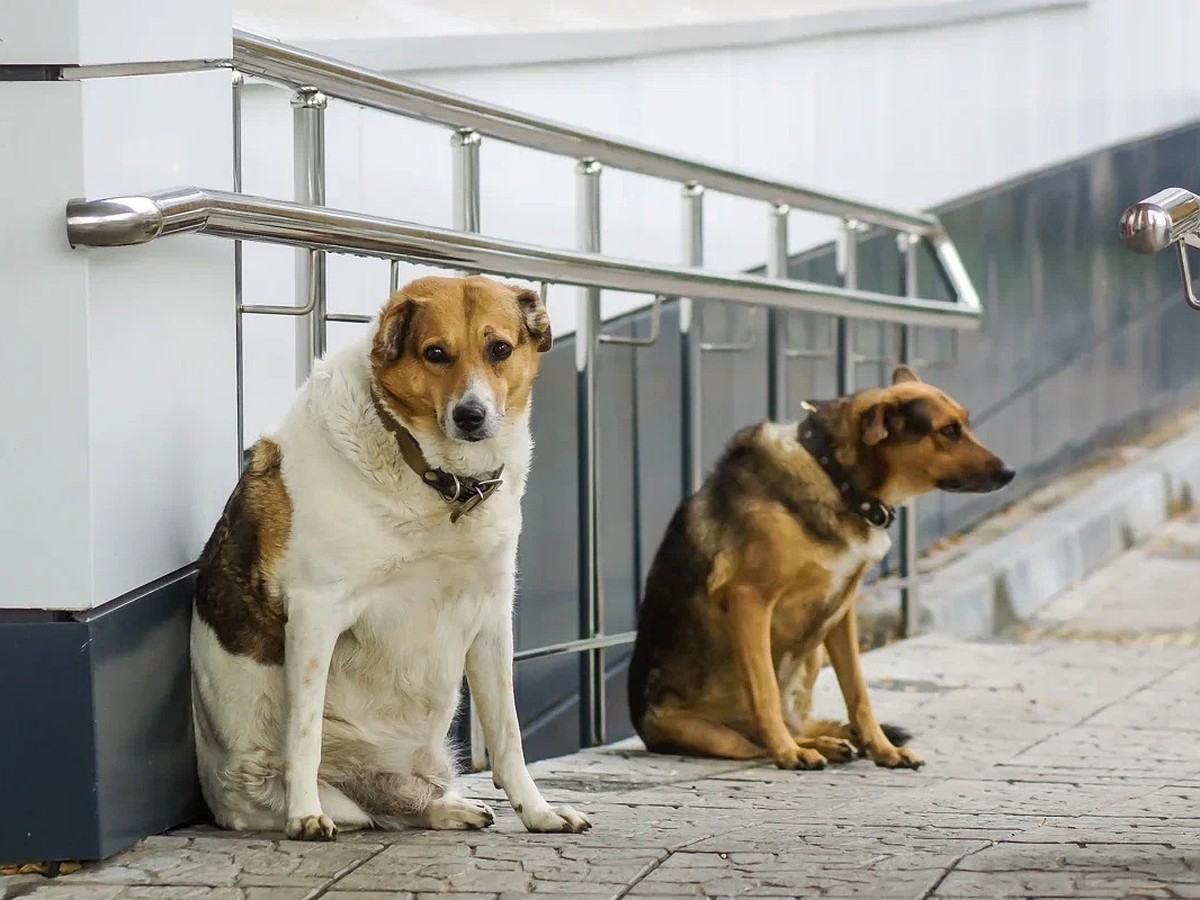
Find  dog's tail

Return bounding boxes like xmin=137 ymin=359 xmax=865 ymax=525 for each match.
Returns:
xmin=802 ymin=719 xmax=913 ymax=747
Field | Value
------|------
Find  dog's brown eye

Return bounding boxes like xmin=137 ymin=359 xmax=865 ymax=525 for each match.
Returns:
xmin=940 ymin=423 xmax=963 ymax=441
xmin=423 ymin=345 xmax=449 ymax=364
xmin=489 ymin=341 xmax=513 ymax=363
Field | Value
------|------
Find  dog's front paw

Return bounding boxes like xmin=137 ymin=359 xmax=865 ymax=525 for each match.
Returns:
xmin=424 ymin=796 xmax=496 ymax=831
xmin=519 ymin=803 xmax=592 ymax=833
xmin=286 ymin=813 xmax=337 ymax=841
xmin=808 ymin=736 xmax=856 ymax=764
xmin=775 ymin=746 xmax=827 ymax=770
xmin=871 ymin=744 xmax=924 ymax=770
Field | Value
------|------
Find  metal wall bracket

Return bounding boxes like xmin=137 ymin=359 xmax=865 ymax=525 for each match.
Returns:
xmin=599 ymin=293 xmax=664 ymax=347
xmin=1176 ymin=241 xmax=1200 ymax=310
xmin=700 ymin=307 xmax=759 ymax=352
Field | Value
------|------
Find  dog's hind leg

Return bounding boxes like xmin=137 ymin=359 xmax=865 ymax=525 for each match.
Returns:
xmin=318 ymin=782 xmax=372 ymax=831
xmin=787 ymin=720 xmax=857 ymax=763
xmin=644 ymin=710 xmax=766 ymax=761
xmin=333 ymin=770 xmax=494 ymax=831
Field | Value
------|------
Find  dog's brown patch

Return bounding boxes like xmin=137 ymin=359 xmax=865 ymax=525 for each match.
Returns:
xmin=629 ymin=367 xmax=1012 ymax=770
xmin=194 ymin=439 xmax=292 ymax=665
xmin=369 ymin=275 xmax=551 ymax=441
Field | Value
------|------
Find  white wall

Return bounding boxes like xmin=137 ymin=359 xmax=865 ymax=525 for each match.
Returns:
xmin=236 ymin=0 xmax=1200 ymax=444
xmin=0 ymin=2 xmax=234 ymax=611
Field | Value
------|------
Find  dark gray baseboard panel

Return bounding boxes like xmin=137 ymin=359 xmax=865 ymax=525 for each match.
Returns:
xmin=0 ymin=570 xmax=201 ymax=863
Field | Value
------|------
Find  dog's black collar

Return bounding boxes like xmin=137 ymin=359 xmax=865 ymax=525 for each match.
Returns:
xmin=797 ymin=403 xmax=895 ymax=530
xmin=370 ymin=390 xmax=503 ymax=524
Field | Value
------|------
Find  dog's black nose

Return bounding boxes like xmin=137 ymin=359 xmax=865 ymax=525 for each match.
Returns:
xmin=452 ymin=400 xmax=487 ymax=432
xmin=994 ymin=465 xmax=1015 ymax=486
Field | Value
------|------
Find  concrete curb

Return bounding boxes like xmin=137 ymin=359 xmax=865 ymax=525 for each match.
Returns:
xmin=909 ymin=423 xmax=1200 ymax=638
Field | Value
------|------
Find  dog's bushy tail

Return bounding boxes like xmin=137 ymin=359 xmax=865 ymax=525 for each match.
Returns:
xmin=880 ymin=723 xmax=913 ymax=747
xmin=803 ymin=718 xmax=913 ymax=747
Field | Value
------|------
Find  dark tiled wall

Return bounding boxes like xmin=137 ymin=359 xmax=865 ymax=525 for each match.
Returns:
xmin=512 ymin=121 xmax=1200 ymax=760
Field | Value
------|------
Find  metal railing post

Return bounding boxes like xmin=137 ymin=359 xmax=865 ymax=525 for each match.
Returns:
xmin=292 ymin=86 xmax=327 ymax=386
xmin=835 ymin=219 xmax=863 ymax=396
xmin=898 ymin=233 xmax=920 ymax=637
xmin=766 ymin=203 xmax=789 ymax=421
xmin=232 ymin=70 xmax=246 ymax=472
xmin=680 ymin=182 xmax=705 ymax=495
xmin=576 ymin=158 xmax=605 ymax=748
xmin=450 ymin=127 xmax=489 ymax=770
xmin=452 ymin=129 xmax=482 ymax=234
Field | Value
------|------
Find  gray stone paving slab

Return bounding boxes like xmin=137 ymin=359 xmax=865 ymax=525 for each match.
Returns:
xmin=10 ymin=514 xmax=1200 ymax=899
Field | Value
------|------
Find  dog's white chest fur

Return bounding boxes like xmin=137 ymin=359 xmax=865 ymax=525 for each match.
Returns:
xmin=826 ymin=527 xmax=892 ymax=595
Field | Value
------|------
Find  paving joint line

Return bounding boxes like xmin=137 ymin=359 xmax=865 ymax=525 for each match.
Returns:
xmin=610 ymin=823 xmax=746 ymax=899
xmin=918 ymin=839 xmax=994 ymax=899
xmin=302 ymin=839 xmax=391 ymax=900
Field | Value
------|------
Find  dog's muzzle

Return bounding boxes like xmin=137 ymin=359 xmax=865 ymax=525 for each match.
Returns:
xmin=938 ymin=464 xmax=1015 ymax=493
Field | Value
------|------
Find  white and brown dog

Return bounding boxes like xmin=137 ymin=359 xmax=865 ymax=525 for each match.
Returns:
xmin=190 ymin=275 xmax=590 ymax=840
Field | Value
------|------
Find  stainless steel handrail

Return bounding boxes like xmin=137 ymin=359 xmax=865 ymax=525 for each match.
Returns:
xmin=234 ymin=32 xmax=931 ymax=232
xmin=65 ymin=187 xmax=982 ymax=330
xmin=230 ymin=29 xmax=980 ymax=313
xmin=1120 ymin=187 xmax=1200 ymax=310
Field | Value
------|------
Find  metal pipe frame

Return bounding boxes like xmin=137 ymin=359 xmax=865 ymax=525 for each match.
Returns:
xmin=292 ymin=87 xmax=327 ymax=387
xmin=575 ymin=158 xmax=605 ymax=748
xmin=66 ymin=188 xmax=982 ymax=329
xmin=230 ymin=30 xmax=979 ymax=312
xmin=680 ymin=182 xmax=706 ymax=496
xmin=66 ymin=30 xmax=991 ymax=768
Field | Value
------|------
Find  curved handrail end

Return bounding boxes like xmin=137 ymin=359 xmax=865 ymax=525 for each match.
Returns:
xmin=1119 ymin=187 xmax=1200 ymax=255
xmin=66 ymin=196 xmax=164 ymax=248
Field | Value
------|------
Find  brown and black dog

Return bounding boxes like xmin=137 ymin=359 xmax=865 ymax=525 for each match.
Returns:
xmin=627 ymin=365 xmax=1013 ymax=770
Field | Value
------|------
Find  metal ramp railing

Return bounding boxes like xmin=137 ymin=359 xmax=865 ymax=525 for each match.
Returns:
xmin=65 ymin=28 xmax=985 ymax=765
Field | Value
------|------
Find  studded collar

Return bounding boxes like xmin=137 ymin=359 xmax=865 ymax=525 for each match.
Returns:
xmin=370 ymin=389 xmax=504 ymax=524
xmin=797 ymin=402 xmax=895 ymax=530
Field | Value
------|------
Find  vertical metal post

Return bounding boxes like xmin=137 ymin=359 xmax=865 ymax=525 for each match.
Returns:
xmin=680 ymin=182 xmax=705 ymax=495
xmin=898 ymin=232 xmax=921 ymax=637
xmin=232 ymin=70 xmax=246 ymax=472
xmin=835 ymin=219 xmax=862 ymax=396
xmin=292 ymin=86 xmax=327 ymax=387
xmin=576 ymin=158 xmax=605 ymax=748
xmin=766 ymin=203 xmax=790 ymax=421
xmin=450 ymin=127 xmax=488 ymax=770
xmin=451 ymin=129 xmax=482 ymax=234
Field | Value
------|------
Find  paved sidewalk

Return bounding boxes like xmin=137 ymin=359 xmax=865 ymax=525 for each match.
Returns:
xmin=6 ymin=518 xmax=1200 ymax=899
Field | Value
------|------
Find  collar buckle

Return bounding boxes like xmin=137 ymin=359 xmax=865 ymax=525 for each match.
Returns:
xmin=446 ymin=475 xmax=504 ymax=524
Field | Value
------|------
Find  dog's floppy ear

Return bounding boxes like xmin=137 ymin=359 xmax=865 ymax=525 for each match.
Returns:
xmin=862 ymin=403 xmax=890 ymax=446
xmin=371 ymin=294 xmax=418 ymax=364
xmin=892 ymin=364 xmax=921 ymax=385
xmin=515 ymin=286 xmax=553 ymax=352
